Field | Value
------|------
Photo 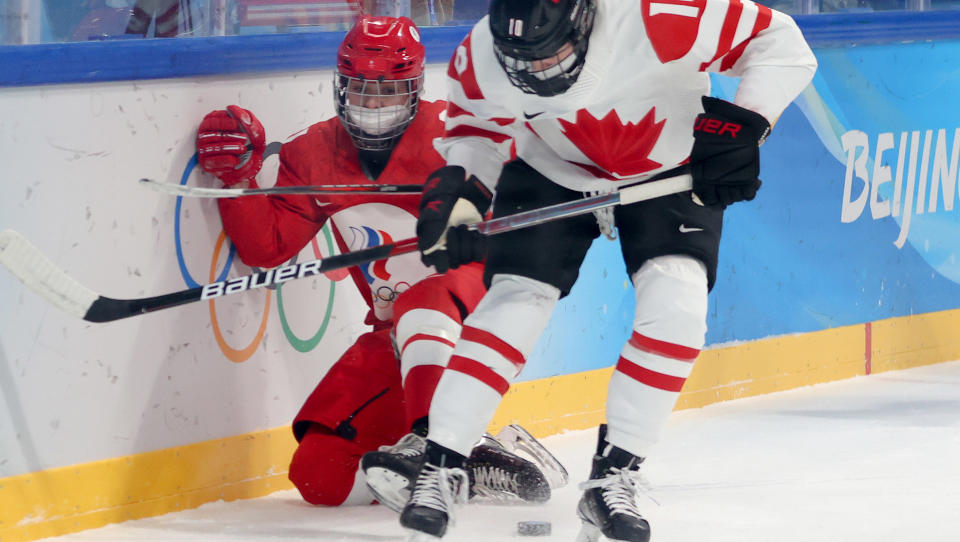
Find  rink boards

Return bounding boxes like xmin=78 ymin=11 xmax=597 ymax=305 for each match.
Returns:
xmin=3 ymin=309 xmax=958 ymax=542
xmin=3 ymin=24 xmax=960 ymax=542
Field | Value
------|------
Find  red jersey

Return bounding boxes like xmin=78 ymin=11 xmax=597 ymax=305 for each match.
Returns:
xmin=218 ymin=100 xmax=448 ymax=323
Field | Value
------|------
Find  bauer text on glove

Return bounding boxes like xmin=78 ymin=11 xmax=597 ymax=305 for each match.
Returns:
xmin=690 ymin=96 xmax=770 ymax=207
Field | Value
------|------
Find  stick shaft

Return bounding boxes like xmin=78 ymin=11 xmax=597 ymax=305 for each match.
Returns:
xmin=3 ymin=174 xmax=691 ymax=323
xmin=139 ymin=178 xmax=423 ymax=198
xmin=83 ymin=238 xmax=420 ymax=322
xmin=476 ymin=173 xmax=692 ymax=235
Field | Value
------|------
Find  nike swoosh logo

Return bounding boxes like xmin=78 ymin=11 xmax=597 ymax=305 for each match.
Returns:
xmin=523 ymin=111 xmax=544 ymax=120
xmin=679 ymin=224 xmax=704 ymax=233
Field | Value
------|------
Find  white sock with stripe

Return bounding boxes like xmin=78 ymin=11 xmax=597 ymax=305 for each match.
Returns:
xmin=606 ymin=255 xmax=708 ymax=457
xmin=428 ymin=274 xmax=560 ymax=455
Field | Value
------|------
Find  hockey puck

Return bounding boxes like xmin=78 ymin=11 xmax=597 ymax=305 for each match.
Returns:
xmin=517 ymin=521 xmax=551 ymax=536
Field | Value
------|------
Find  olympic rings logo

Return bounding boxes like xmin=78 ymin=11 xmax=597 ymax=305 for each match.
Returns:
xmin=173 ymin=152 xmax=345 ymax=363
xmin=374 ymin=282 xmax=411 ymax=310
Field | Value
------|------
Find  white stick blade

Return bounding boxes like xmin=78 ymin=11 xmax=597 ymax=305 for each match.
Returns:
xmin=139 ymin=178 xmax=224 ymax=198
xmin=0 ymin=230 xmax=98 ymax=319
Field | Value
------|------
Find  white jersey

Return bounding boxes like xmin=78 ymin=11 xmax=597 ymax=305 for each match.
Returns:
xmin=435 ymin=0 xmax=817 ymax=193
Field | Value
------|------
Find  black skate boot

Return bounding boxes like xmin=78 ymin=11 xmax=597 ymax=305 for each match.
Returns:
xmin=365 ymin=428 xmax=557 ymax=511
xmin=400 ymin=441 xmax=470 ymax=540
xmin=361 ymin=432 xmax=427 ymax=512
xmin=468 ymin=435 xmax=552 ymax=504
xmin=576 ymin=425 xmax=651 ymax=542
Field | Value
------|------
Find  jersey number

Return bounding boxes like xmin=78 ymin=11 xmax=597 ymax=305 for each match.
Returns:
xmin=454 ymin=45 xmax=468 ymax=75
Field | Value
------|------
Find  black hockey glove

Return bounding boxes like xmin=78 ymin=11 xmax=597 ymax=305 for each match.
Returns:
xmin=417 ymin=165 xmax=493 ymax=273
xmin=690 ymin=96 xmax=771 ymax=207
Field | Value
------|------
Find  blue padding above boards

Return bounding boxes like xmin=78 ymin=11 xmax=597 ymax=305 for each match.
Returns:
xmin=2 ymin=11 xmax=960 ymax=87
xmin=795 ymin=9 xmax=960 ymax=46
xmin=0 ymin=26 xmax=468 ymax=87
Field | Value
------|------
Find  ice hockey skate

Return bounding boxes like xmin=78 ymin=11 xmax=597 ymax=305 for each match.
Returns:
xmin=576 ymin=425 xmax=652 ymax=542
xmin=495 ymin=423 xmax=570 ymax=490
xmin=361 ymin=432 xmax=427 ymax=512
xmin=400 ymin=441 xmax=469 ymax=540
xmin=363 ymin=428 xmax=560 ymax=511
xmin=467 ymin=434 xmax=552 ymax=504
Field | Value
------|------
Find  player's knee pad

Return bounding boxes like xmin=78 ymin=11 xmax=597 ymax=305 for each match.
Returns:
xmin=393 ymin=280 xmax=463 ymax=372
xmin=631 ymin=255 xmax=708 ymax=349
xmin=395 ymin=307 xmax=461 ymax=372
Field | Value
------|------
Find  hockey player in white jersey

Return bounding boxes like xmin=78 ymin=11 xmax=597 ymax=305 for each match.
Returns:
xmin=398 ymin=0 xmax=817 ymax=540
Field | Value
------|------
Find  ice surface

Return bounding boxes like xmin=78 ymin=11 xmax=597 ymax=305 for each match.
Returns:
xmin=46 ymin=361 xmax=960 ymax=542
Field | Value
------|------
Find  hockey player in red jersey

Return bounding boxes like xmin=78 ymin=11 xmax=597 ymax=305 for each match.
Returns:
xmin=194 ymin=15 xmax=565 ymax=509
xmin=400 ymin=0 xmax=818 ymax=540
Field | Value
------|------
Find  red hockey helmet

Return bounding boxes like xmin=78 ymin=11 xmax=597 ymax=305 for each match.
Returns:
xmin=335 ymin=16 xmax=426 ymax=151
xmin=337 ymin=15 xmax=425 ymax=80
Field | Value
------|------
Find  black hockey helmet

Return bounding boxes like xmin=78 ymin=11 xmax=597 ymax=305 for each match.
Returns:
xmin=488 ymin=0 xmax=596 ymax=97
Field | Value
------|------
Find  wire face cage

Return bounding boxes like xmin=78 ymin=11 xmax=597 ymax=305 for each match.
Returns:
xmin=334 ymin=73 xmax=423 ymax=151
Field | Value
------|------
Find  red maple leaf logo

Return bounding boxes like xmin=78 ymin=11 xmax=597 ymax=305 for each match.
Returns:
xmin=559 ymin=108 xmax=666 ymax=179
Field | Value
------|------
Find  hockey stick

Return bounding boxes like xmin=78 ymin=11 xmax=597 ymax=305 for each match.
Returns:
xmin=0 ymin=173 xmax=691 ymax=323
xmin=139 ymin=178 xmax=423 ymax=198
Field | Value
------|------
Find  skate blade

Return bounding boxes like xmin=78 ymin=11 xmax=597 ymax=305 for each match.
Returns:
xmin=364 ymin=467 xmax=410 ymax=513
xmin=478 ymin=432 xmax=506 ymax=450
xmin=406 ymin=529 xmax=443 ymax=542
xmin=496 ymin=424 xmax=570 ymax=489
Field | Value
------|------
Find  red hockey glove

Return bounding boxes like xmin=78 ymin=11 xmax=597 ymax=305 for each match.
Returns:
xmin=417 ymin=166 xmax=492 ymax=273
xmin=196 ymin=105 xmax=266 ymax=186
xmin=690 ymin=96 xmax=770 ymax=207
